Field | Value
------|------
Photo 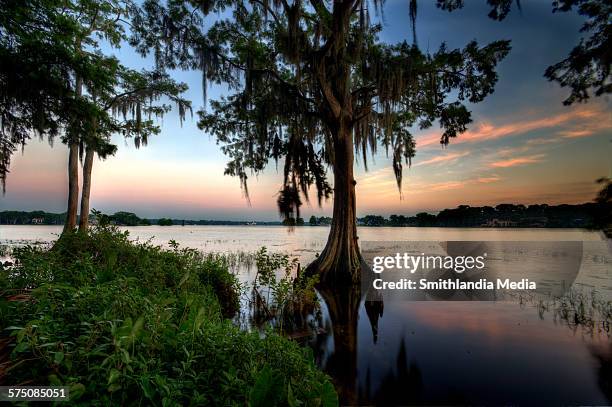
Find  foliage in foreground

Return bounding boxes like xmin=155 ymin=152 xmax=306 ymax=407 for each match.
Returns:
xmin=0 ymin=227 xmax=336 ymax=406
xmin=251 ymin=248 xmax=320 ymax=333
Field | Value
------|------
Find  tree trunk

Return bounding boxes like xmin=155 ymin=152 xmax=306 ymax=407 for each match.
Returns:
xmin=78 ymin=146 xmax=94 ymax=231
xmin=63 ymin=72 xmax=82 ymax=234
xmin=63 ymin=142 xmax=79 ymax=233
xmin=307 ymin=128 xmax=362 ymax=286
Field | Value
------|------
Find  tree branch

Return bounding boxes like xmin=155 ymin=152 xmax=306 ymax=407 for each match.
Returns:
xmin=103 ymin=87 xmax=149 ymax=111
xmin=251 ymin=0 xmax=282 ymax=24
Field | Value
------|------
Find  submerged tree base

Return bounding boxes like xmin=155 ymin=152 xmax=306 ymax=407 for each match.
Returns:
xmin=305 ymin=251 xmax=368 ymax=288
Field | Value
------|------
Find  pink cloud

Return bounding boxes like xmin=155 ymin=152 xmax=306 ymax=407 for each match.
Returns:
xmin=526 ymin=137 xmax=560 ymax=146
xmin=414 ymin=151 xmax=469 ymax=167
xmin=476 ymin=176 xmax=501 ymax=183
xmin=559 ymin=130 xmax=593 ymax=138
xmin=429 ymin=181 xmax=466 ymax=191
xmin=417 ymin=176 xmax=502 ymax=192
xmin=489 ymin=154 xmax=546 ymax=168
xmin=416 ymin=106 xmax=611 ymax=148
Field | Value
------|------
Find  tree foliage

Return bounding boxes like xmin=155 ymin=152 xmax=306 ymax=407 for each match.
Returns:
xmin=437 ymin=0 xmax=611 ymax=105
xmin=0 ymin=0 xmax=191 ymax=193
xmin=545 ymin=0 xmax=611 ymax=104
xmin=131 ymin=0 xmax=510 ymax=222
xmin=0 ymin=0 xmax=100 ymax=191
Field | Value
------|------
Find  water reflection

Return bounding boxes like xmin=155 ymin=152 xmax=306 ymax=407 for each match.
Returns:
xmin=591 ymin=343 xmax=612 ymax=402
xmin=364 ymin=294 xmax=383 ymax=344
xmin=312 ymin=284 xmax=612 ymax=406
xmin=315 ymin=280 xmax=362 ymax=404
xmin=366 ymin=339 xmax=425 ymax=405
xmin=2 ymin=225 xmax=609 ymax=404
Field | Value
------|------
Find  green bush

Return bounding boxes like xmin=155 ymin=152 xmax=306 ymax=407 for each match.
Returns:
xmin=0 ymin=227 xmax=336 ymax=406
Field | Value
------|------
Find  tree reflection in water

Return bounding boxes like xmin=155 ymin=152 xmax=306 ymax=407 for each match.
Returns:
xmin=315 ymin=281 xmax=361 ymax=404
xmin=590 ymin=343 xmax=612 ymax=402
xmin=309 ymin=265 xmax=612 ymax=406
xmin=366 ymin=339 xmax=425 ymax=405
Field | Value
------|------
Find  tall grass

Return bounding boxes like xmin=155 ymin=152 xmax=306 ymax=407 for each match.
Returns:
xmin=536 ymin=289 xmax=612 ymax=335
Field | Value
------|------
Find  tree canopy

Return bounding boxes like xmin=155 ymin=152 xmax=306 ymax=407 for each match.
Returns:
xmin=0 ymin=0 xmax=108 ymax=192
xmin=131 ymin=0 xmax=510 ymax=222
xmin=437 ymin=0 xmax=611 ymax=105
xmin=0 ymin=0 xmax=192 ymax=232
xmin=545 ymin=0 xmax=611 ymax=104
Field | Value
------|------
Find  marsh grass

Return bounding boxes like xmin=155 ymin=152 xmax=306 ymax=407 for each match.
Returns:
xmin=513 ymin=289 xmax=612 ymax=336
xmin=0 ymin=226 xmax=337 ymax=406
xmin=542 ymin=289 xmax=612 ymax=335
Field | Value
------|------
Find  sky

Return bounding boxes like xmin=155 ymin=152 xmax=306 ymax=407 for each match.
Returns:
xmin=1 ymin=1 xmax=611 ymax=221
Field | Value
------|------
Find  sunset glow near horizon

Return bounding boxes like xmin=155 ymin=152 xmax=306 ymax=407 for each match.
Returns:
xmin=1 ymin=2 xmax=611 ymax=221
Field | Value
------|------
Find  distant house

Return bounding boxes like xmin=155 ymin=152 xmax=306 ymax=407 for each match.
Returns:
xmin=482 ymin=218 xmax=517 ymax=227
xmin=521 ymin=217 xmax=548 ymax=227
xmin=31 ymin=217 xmax=44 ymax=224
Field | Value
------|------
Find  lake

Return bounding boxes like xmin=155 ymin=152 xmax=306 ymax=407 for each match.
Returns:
xmin=1 ymin=225 xmax=611 ymax=405
xmin=0 ymin=224 xmax=604 ymax=254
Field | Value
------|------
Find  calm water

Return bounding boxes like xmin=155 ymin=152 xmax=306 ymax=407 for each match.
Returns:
xmin=2 ymin=225 xmax=611 ymax=405
xmin=0 ymin=224 xmax=604 ymax=252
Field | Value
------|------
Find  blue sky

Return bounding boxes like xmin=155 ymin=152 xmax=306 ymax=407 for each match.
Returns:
xmin=1 ymin=1 xmax=610 ymax=220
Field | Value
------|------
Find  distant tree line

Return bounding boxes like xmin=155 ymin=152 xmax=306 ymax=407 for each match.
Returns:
xmin=0 ymin=210 xmax=149 ymax=226
xmin=152 ymin=219 xmax=283 ymax=226
xmin=2 ymin=199 xmax=609 ymax=232
xmin=353 ymin=203 xmax=605 ymax=229
xmin=0 ymin=211 xmax=66 ymax=225
xmin=98 ymin=211 xmax=151 ymax=227
xmin=308 ymin=201 xmax=609 ymax=231
xmin=157 ymin=218 xmax=173 ymax=226
xmin=309 ymin=216 xmax=333 ymax=226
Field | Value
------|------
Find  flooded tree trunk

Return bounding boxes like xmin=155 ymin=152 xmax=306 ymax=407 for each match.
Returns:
xmin=308 ymin=126 xmax=363 ymax=286
xmin=304 ymin=2 xmax=365 ymax=285
xmin=78 ymin=146 xmax=94 ymax=231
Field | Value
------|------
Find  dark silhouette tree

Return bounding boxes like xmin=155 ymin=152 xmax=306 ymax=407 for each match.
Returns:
xmin=77 ymin=68 xmax=190 ymax=231
xmin=0 ymin=0 xmax=190 ymax=233
xmin=438 ymin=0 xmax=611 ymax=105
xmin=131 ymin=0 xmax=510 ymax=284
xmin=593 ymin=177 xmax=611 ymax=237
xmin=0 ymin=0 xmax=101 ymax=194
xmin=58 ymin=1 xmax=191 ymax=233
xmin=545 ymin=0 xmax=611 ymax=104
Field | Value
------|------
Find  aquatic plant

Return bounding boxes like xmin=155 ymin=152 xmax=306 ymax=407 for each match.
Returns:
xmin=252 ymin=248 xmax=321 ymax=334
xmin=531 ymin=289 xmax=612 ymax=336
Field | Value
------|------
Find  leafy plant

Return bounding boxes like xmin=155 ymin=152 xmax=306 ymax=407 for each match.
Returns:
xmin=252 ymin=248 xmax=320 ymax=333
xmin=0 ymin=227 xmax=336 ymax=406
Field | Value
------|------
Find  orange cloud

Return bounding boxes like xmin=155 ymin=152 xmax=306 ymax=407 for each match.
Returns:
xmin=476 ymin=176 xmax=501 ymax=183
xmin=409 ymin=175 xmax=502 ymax=193
xmin=429 ymin=181 xmax=466 ymax=191
xmin=559 ymin=129 xmax=600 ymax=138
xmin=416 ymin=106 xmax=611 ymax=148
xmin=489 ymin=154 xmax=545 ymax=168
xmin=414 ymin=151 xmax=469 ymax=167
